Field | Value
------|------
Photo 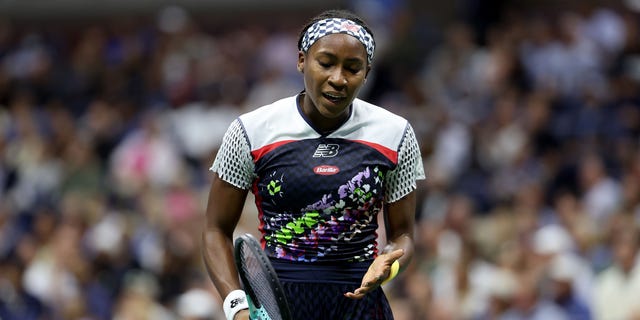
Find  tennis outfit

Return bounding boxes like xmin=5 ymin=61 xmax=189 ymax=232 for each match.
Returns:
xmin=212 ymin=93 xmax=425 ymax=319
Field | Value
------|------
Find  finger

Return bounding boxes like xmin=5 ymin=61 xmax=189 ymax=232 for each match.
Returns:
xmin=236 ymin=309 xmax=250 ymax=320
xmin=354 ymin=284 xmax=372 ymax=295
xmin=385 ymin=248 xmax=404 ymax=262
xmin=344 ymin=291 xmax=365 ymax=299
xmin=344 ymin=288 xmax=368 ymax=300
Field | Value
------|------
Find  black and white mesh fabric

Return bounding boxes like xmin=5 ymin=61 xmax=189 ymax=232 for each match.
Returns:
xmin=210 ymin=119 xmax=256 ymax=189
xmin=385 ymin=123 xmax=425 ymax=203
xmin=300 ymin=18 xmax=375 ymax=63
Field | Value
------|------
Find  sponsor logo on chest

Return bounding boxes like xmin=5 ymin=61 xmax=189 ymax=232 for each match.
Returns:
xmin=312 ymin=144 xmax=340 ymax=175
xmin=313 ymin=165 xmax=340 ymax=175
xmin=313 ymin=144 xmax=339 ymax=158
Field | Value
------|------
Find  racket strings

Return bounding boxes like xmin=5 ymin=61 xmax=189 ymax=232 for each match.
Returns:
xmin=239 ymin=244 xmax=285 ymax=320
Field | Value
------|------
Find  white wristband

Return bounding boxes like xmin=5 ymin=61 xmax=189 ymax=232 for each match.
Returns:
xmin=223 ymin=289 xmax=249 ymax=320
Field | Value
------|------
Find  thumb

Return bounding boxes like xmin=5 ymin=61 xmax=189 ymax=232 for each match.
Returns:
xmin=385 ymin=248 xmax=404 ymax=263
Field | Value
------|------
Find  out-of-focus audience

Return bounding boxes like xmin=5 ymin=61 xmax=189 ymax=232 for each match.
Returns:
xmin=0 ymin=1 xmax=639 ymax=319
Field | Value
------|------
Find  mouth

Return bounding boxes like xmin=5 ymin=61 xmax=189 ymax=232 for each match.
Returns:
xmin=322 ymin=92 xmax=347 ymax=104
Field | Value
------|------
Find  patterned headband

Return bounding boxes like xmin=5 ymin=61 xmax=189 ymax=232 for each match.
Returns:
xmin=300 ymin=18 xmax=375 ymax=63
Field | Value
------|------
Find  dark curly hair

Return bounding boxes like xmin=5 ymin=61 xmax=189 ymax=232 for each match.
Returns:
xmin=296 ymin=9 xmax=375 ymax=53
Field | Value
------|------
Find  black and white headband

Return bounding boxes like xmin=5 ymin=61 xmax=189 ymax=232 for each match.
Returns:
xmin=300 ymin=18 xmax=375 ymax=63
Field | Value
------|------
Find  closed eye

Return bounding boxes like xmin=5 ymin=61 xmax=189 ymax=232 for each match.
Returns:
xmin=347 ymin=67 xmax=361 ymax=74
xmin=316 ymin=57 xmax=363 ymax=74
xmin=345 ymin=60 xmax=365 ymax=74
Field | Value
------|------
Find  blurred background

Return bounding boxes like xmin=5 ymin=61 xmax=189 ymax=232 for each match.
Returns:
xmin=0 ymin=0 xmax=639 ymax=319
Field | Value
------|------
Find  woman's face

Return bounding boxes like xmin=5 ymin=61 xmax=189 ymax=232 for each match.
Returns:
xmin=298 ymin=33 xmax=370 ymax=125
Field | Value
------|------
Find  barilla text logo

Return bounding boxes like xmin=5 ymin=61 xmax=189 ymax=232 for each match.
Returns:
xmin=313 ymin=144 xmax=339 ymax=157
xmin=313 ymin=165 xmax=340 ymax=175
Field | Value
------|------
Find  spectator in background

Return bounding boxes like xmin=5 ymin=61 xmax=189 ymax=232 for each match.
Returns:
xmin=593 ymin=223 xmax=640 ymax=320
xmin=473 ymin=268 xmax=517 ymax=320
xmin=175 ymin=286 xmax=222 ymax=320
xmin=426 ymin=107 xmax=472 ymax=188
xmin=620 ymin=150 xmax=640 ymax=221
xmin=0 ymin=254 xmax=48 ymax=320
xmin=500 ymin=273 xmax=569 ymax=320
xmin=109 ymin=111 xmax=183 ymax=196
xmin=112 ymin=270 xmax=174 ymax=320
xmin=243 ymin=27 xmax=302 ymax=109
xmin=531 ymin=224 xmax=595 ymax=307
xmin=21 ymin=215 xmax=91 ymax=319
xmin=552 ymin=190 xmax=599 ymax=259
xmin=547 ymin=253 xmax=592 ymax=320
xmin=578 ymin=152 xmax=623 ymax=226
xmin=419 ymin=21 xmax=490 ymax=125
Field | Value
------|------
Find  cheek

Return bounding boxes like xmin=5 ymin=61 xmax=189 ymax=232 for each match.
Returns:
xmin=302 ymin=71 xmax=313 ymax=89
xmin=352 ymin=77 xmax=367 ymax=88
xmin=303 ymin=68 xmax=324 ymax=87
xmin=348 ymin=79 xmax=366 ymax=94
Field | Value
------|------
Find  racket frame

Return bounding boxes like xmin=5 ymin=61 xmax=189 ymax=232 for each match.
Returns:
xmin=234 ymin=233 xmax=292 ymax=320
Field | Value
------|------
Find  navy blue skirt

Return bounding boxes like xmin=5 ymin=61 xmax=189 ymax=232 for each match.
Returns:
xmin=271 ymin=259 xmax=394 ymax=320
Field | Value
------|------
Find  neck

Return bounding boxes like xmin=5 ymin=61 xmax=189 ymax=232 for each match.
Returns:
xmin=299 ymin=93 xmax=350 ymax=134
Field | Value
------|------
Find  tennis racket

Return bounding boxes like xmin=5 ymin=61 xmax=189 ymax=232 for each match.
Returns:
xmin=234 ymin=233 xmax=292 ymax=320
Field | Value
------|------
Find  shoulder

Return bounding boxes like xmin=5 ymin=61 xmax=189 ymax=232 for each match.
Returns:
xmin=331 ymin=98 xmax=411 ymax=153
xmin=237 ymin=95 xmax=302 ymax=135
xmin=594 ymin=266 xmax=621 ymax=287
xmin=351 ymin=98 xmax=409 ymax=128
xmin=344 ymin=98 xmax=410 ymax=141
xmin=236 ymin=95 xmax=314 ymax=150
xmin=239 ymin=95 xmax=298 ymax=124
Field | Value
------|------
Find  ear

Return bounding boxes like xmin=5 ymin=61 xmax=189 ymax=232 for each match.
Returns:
xmin=364 ymin=64 xmax=372 ymax=81
xmin=297 ymin=51 xmax=305 ymax=73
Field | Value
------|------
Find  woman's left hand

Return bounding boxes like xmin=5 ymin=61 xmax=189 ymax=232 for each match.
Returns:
xmin=344 ymin=249 xmax=404 ymax=299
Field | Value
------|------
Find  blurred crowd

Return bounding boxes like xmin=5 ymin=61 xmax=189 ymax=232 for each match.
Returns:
xmin=0 ymin=0 xmax=639 ymax=319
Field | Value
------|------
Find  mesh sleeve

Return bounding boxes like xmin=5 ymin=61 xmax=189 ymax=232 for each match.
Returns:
xmin=385 ymin=123 xmax=426 ymax=203
xmin=210 ymin=119 xmax=255 ymax=189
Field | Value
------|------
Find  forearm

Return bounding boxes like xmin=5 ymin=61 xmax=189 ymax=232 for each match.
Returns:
xmin=202 ymin=174 xmax=250 ymax=298
xmin=202 ymin=228 xmax=242 ymax=297
xmin=383 ymin=190 xmax=417 ymax=272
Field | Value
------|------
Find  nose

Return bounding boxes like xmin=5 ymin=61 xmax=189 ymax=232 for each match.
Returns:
xmin=328 ymin=68 xmax=347 ymax=87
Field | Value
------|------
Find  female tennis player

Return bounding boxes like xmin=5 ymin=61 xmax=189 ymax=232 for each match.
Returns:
xmin=202 ymin=9 xmax=425 ymax=320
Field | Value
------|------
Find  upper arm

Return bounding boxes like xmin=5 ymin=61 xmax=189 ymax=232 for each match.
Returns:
xmin=383 ymin=123 xmax=424 ymax=242
xmin=385 ymin=123 xmax=425 ymax=203
xmin=384 ymin=191 xmax=417 ymax=240
xmin=205 ymin=118 xmax=255 ymax=237
xmin=205 ymin=173 xmax=249 ymax=238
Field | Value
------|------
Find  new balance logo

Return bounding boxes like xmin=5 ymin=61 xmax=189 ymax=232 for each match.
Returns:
xmin=313 ymin=144 xmax=339 ymax=157
xmin=230 ymin=297 xmax=245 ymax=308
